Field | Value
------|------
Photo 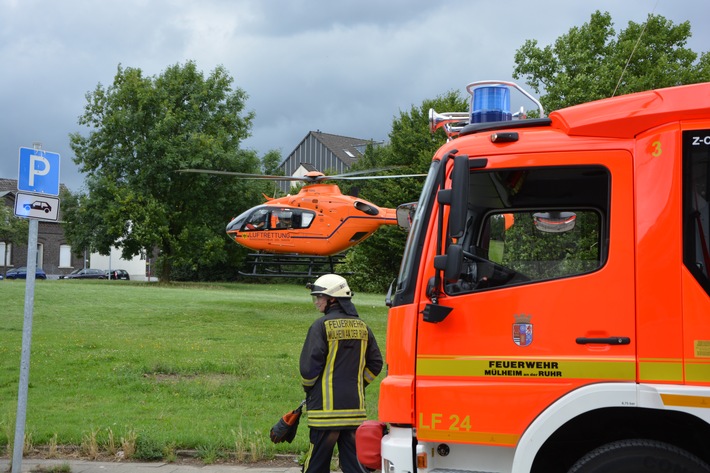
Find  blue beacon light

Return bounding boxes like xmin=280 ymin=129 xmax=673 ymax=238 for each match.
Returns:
xmin=471 ymin=85 xmax=512 ymax=123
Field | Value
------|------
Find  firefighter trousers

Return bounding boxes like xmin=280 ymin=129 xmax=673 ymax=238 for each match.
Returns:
xmin=302 ymin=428 xmax=368 ymax=473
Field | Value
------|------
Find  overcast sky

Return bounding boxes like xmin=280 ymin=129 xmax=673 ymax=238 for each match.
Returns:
xmin=2 ymin=0 xmax=709 ymax=192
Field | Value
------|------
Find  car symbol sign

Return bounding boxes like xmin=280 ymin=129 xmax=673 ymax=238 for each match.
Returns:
xmin=14 ymin=192 xmax=60 ymax=221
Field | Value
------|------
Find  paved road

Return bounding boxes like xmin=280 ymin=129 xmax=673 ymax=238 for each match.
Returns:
xmin=0 ymin=459 xmax=303 ymax=473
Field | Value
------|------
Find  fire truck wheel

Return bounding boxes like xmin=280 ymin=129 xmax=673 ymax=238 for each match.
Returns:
xmin=567 ymin=439 xmax=710 ymax=473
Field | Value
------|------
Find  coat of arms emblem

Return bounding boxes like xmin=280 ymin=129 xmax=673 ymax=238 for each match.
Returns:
xmin=513 ymin=314 xmax=533 ymax=347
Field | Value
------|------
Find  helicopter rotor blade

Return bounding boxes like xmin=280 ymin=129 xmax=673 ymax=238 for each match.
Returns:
xmin=324 ymin=173 xmax=428 ymax=181
xmin=177 ymin=167 xmax=426 ymax=182
xmin=177 ymin=169 xmax=306 ymax=181
xmin=323 ymin=167 xmax=401 ymax=179
xmin=318 ymin=166 xmax=427 ymax=181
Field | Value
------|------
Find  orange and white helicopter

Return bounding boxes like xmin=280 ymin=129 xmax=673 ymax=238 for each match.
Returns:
xmin=179 ymin=168 xmax=425 ymax=276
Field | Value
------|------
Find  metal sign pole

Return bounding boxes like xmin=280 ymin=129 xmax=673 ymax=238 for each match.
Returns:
xmin=12 ymin=216 xmax=38 ymax=473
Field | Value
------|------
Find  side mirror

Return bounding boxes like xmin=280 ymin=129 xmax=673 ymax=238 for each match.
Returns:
xmin=385 ymin=279 xmax=395 ymax=307
xmin=396 ymin=202 xmax=418 ymax=230
xmin=434 ymin=244 xmax=464 ymax=282
xmin=533 ymin=211 xmax=577 ymax=233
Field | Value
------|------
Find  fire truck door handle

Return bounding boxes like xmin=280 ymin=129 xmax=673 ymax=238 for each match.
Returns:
xmin=576 ymin=337 xmax=631 ymax=345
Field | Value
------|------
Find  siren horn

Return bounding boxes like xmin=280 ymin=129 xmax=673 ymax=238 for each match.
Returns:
xmin=428 ymin=110 xmax=470 ymax=134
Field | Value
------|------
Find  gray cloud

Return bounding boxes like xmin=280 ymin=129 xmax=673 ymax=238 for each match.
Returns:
xmin=1 ymin=0 xmax=708 ymax=191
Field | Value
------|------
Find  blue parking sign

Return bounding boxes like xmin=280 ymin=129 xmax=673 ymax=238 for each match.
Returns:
xmin=18 ymin=147 xmax=60 ymax=196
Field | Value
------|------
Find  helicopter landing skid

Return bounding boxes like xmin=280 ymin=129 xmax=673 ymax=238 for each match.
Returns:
xmin=239 ymin=253 xmax=351 ymax=278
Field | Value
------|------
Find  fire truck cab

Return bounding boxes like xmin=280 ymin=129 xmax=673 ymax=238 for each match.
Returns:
xmin=373 ymin=82 xmax=710 ymax=473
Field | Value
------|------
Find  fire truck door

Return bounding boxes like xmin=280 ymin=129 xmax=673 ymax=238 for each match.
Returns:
xmin=414 ymin=152 xmax=636 ymax=447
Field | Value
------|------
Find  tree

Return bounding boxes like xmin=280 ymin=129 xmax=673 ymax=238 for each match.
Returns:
xmin=59 ymin=187 xmax=92 ymax=261
xmin=67 ymin=62 xmax=266 ymax=281
xmin=259 ymin=149 xmax=285 ymax=198
xmin=0 ymin=202 xmax=28 ymax=277
xmin=513 ymin=11 xmax=710 ymax=112
xmin=341 ymin=91 xmax=468 ymax=292
xmin=261 ymin=149 xmax=283 ymax=176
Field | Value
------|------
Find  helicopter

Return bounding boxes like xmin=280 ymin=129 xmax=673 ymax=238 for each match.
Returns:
xmin=178 ymin=168 xmax=426 ymax=277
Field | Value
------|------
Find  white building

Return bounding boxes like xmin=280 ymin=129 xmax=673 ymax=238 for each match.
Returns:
xmin=89 ymin=246 xmax=154 ymax=281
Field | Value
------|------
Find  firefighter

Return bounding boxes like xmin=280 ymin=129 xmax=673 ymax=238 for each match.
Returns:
xmin=300 ymin=274 xmax=383 ymax=473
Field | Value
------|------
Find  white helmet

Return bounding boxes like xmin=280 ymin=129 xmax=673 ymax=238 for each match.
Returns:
xmin=308 ymin=274 xmax=353 ymax=298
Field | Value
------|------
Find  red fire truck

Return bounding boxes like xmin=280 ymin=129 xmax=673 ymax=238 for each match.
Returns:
xmin=365 ymin=81 xmax=710 ymax=472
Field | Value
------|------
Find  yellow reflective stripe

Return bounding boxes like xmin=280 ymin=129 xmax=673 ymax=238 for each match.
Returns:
xmin=308 ymin=408 xmax=367 ymax=418
xmin=308 ymin=409 xmax=365 ymax=419
xmin=358 ymin=339 xmax=366 ymax=409
xmin=661 ymin=394 xmax=710 ymax=408
xmin=686 ymin=361 xmax=710 ymax=383
xmin=309 ymin=418 xmax=364 ymax=428
xmin=307 ymin=408 xmax=367 ymax=428
xmin=323 ymin=341 xmax=338 ymax=410
xmin=618 ymin=358 xmax=709 ymax=383
xmin=417 ymin=428 xmax=519 ymax=447
xmin=416 ymin=356 xmax=635 ymax=380
xmin=302 ymin=376 xmax=318 ymax=387
xmin=638 ymin=358 xmax=683 ymax=382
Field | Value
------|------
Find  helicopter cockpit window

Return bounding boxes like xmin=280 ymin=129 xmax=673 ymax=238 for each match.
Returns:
xmin=244 ymin=208 xmax=269 ymax=231
xmin=243 ymin=208 xmax=316 ymax=231
xmin=274 ymin=209 xmax=316 ymax=229
xmin=271 ymin=210 xmax=290 ymax=229
xmin=300 ymin=212 xmax=315 ymax=228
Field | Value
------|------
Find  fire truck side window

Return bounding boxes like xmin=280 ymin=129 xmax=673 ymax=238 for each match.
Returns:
xmin=445 ymin=165 xmax=608 ymax=294
xmin=486 ymin=210 xmax=600 ymax=282
xmin=683 ymin=130 xmax=710 ymax=294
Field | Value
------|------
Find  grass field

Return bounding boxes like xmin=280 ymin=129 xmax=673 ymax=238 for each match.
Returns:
xmin=0 ymin=280 xmax=388 ymax=463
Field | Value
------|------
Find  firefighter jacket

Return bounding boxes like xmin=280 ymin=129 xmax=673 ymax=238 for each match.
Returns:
xmin=300 ymin=304 xmax=383 ymax=429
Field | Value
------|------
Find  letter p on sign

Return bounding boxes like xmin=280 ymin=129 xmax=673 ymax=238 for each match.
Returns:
xmin=29 ymin=154 xmax=50 ymax=186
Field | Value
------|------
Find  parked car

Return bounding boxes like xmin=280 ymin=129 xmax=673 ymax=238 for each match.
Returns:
xmin=61 ymin=268 xmax=106 ymax=279
xmin=105 ymin=269 xmax=130 ymax=280
xmin=5 ymin=267 xmax=47 ymax=279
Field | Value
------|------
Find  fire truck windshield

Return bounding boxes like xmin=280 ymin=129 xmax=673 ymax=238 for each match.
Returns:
xmin=394 ymin=161 xmax=440 ymax=303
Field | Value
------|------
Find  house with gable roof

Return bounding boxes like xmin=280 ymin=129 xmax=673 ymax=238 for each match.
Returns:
xmin=277 ymin=131 xmax=383 ymax=192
